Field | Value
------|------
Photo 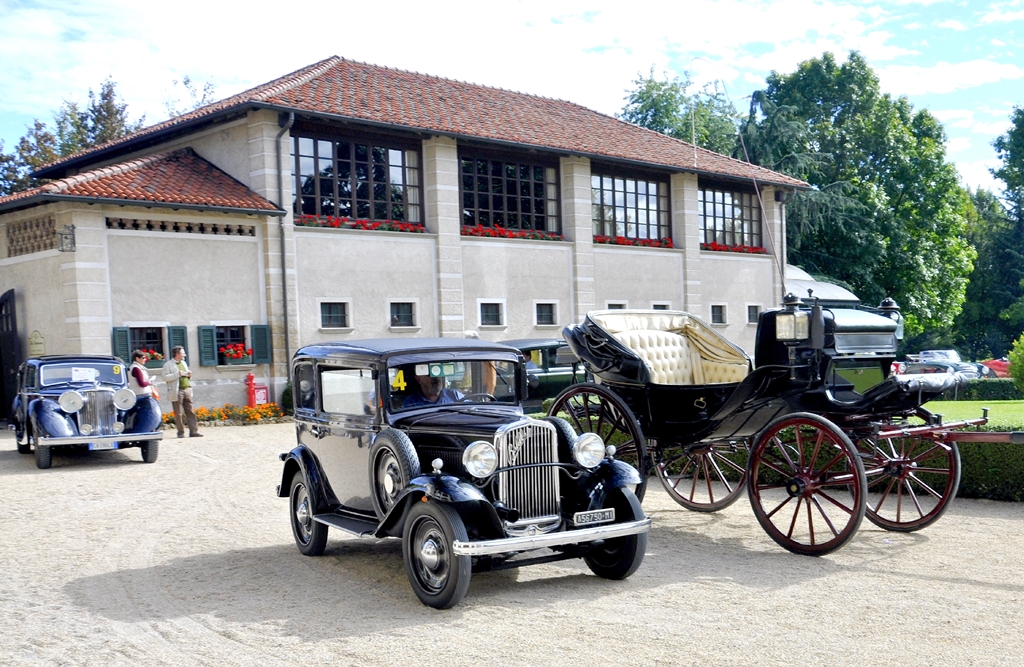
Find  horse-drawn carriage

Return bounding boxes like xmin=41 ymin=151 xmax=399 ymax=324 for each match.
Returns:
xmin=549 ymin=295 xmax=992 ymax=556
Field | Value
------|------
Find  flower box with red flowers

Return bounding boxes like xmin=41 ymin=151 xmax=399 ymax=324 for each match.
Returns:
xmin=219 ymin=343 xmax=253 ymax=365
xmin=141 ymin=349 xmax=165 ymax=369
xmin=700 ymin=242 xmax=767 ymax=254
xmin=460 ymin=226 xmax=564 ymax=241
xmin=295 ymin=215 xmax=426 ymax=234
xmin=593 ymin=235 xmax=674 ymax=249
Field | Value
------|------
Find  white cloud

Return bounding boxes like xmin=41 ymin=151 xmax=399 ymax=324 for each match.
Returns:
xmin=936 ymin=19 xmax=967 ymax=30
xmin=956 ymin=159 xmax=1002 ymax=192
xmin=946 ymin=136 xmax=972 ymax=153
xmin=981 ymin=9 xmax=1024 ymax=23
xmin=992 ymin=38 xmax=1007 ymax=46
xmin=877 ymin=60 xmax=1024 ymax=95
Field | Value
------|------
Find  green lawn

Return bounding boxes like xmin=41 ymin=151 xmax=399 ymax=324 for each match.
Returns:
xmin=924 ymin=400 xmax=1024 ymax=429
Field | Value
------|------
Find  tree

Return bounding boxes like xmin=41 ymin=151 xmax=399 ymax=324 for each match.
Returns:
xmin=620 ymin=68 xmax=741 ymax=154
xmin=743 ymin=51 xmax=975 ymax=336
xmin=988 ymin=106 xmax=1024 ymax=344
xmin=163 ymin=75 xmax=216 ymax=118
xmin=1 ymin=79 xmax=144 ymax=194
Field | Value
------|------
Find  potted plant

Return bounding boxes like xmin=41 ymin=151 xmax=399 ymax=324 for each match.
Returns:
xmin=219 ymin=343 xmax=252 ymax=365
xmin=141 ymin=349 xmax=165 ymax=369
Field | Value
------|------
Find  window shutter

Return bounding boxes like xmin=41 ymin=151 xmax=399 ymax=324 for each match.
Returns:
xmin=166 ymin=325 xmax=188 ymax=361
xmin=250 ymin=325 xmax=272 ymax=364
xmin=111 ymin=327 xmax=130 ymax=362
xmin=197 ymin=326 xmax=217 ymax=366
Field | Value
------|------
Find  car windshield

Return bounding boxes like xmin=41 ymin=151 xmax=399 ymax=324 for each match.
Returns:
xmin=388 ymin=359 xmax=518 ymax=411
xmin=922 ymin=350 xmax=961 ymax=362
xmin=39 ymin=362 xmax=127 ymax=387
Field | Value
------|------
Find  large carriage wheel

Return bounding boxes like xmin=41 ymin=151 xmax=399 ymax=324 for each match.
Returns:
xmin=655 ymin=441 xmax=748 ymax=512
xmin=547 ymin=382 xmax=649 ymax=501
xmin=856 ymin=429 xmax=960 ymax=532
xmin=748 ymin=413 xmax=866 ymax=556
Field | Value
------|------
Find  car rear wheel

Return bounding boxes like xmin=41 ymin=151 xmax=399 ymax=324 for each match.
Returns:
xmin=583 ymin=487 xmax=647 ymax=580
xmin=141 ymin=441 xmax=159 ymax=464
xmin=289 ymin=471 xmax=328 ymax=556
xmin=17 ymin=428 xmax=30 ymax=455
xmin=403 ymin=500 xmax=471 ymax=609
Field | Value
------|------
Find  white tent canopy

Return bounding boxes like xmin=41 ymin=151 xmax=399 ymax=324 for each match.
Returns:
xmin=785 ymin=265 xmax=860 ymax=304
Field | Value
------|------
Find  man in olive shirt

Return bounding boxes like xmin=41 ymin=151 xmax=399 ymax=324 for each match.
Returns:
xmin=161 ymin=346 xmax=202 ymax=438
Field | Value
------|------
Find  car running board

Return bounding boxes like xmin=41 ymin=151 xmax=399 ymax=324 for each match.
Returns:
xmin=312 ymin=512 xmax=379 ymax=537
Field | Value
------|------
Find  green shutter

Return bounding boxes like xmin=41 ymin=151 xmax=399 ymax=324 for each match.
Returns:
xmin=197 ymin=326 xmax=217 ymax=366
xmin=250 ymin=324 xmax=272 ymax=364
xmin=166 ymin=325 xmax=188 ymax=361
xmin=111 ymin=327 xmax=130 ymax=362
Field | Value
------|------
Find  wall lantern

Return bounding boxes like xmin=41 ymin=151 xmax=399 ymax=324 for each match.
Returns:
xmin=57 ymin=224 xmax=76 ymax=252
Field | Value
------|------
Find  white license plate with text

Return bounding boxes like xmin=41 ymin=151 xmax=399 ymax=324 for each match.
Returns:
xmin=573 ymin=508 xmax=615 ymax=526
xmin=88 ymin=441 xmax=117 ymax=451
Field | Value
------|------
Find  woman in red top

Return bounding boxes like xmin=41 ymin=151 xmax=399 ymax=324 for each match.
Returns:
xmin=128 ymin=350 xmax=154 ymax=397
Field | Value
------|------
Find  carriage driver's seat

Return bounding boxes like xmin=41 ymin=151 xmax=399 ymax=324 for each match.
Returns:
xmin=588 ymin=310 xmax=750 ymax=386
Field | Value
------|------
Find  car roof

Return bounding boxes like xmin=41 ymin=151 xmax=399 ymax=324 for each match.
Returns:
xmin=28 ymin=354 xmax=124 ymax=365
xmin=501 ymin=338 xmax=565 ymax=349
xmin=295 ymin=337 xmax=521 ymax=359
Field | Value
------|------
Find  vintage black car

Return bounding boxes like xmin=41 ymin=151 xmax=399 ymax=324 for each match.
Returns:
xmin=277 ymin=338 xmax=650 ymax=609
xmin=10 ymin=355 xmax=164 ymax=469
xmin=502 ymin=338 xmax=585 ymax=410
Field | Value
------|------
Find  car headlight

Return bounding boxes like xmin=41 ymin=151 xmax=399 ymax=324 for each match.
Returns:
xmin=59 ymin=391 xmax=85 ymax=413
xmin=113 ymin=388 xmax=137 ymax=410
xmin=112 ymin=422 xmax=125 ymax=434
xmin=573 ymin=432 xmax=606 ymax=469
xmin=776 ymin=311 xmax=809 ymax=341
xmin=462 ymin=441 xmax=498 ymax=478
xmin=80 ymin=423 xmax=93 ymax=435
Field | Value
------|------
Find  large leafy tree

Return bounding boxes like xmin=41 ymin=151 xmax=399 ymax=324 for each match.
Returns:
xmin=620 ymin=68 xmax=741 ymax=154
xmin=986 ymin=106 xmax=1024 ymax=349
xmin=0 ymin=79 xmax=143 ymax=195
xmin=741 ymin=51 xmax=975 ymax=335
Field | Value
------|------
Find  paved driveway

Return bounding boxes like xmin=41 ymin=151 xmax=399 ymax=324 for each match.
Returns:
xmin=1 ymin=424 xmax=1022 ymax=666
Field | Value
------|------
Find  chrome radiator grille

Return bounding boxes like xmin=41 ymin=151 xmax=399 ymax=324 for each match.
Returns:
xmin=496 ymin=420 xmax=560 ymax=528
xmin=81 ymin=389 xmax=117 ymax=435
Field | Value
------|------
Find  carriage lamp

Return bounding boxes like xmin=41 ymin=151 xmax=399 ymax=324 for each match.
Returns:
xmin=879 ymin=297 xmax=905 ymax=340
xmin=58 ymin=390 xmax=85 ymax=413
xmin=776 ymin=311 xmax=810 ymax=341
xmin=463 ymin=441 xmax=498 ymax=478
xmin=56 ymin=224 xmax=76 ymax=252
xmin=572 ymin=432 xmax=606 ymax=469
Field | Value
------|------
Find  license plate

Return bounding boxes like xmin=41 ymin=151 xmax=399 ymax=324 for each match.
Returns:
xmin=573 ymin=508 xmax=615 ymax=526
xmin=89 ymin=441 xmax=118 ymax=451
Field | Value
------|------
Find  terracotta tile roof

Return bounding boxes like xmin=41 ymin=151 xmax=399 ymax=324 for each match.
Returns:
xmin=1 ymin=148 xmax=282 ymax=214
xmin=37 ymin=56 xmax=806 ymax=189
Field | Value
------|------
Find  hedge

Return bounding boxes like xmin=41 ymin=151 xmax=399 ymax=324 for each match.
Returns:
xmin=939 ymin=378 xmax=1024 ymax=401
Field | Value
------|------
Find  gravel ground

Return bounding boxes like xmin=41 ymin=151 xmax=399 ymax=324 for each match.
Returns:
xmin=1 ymin=424 xmax=1022 ymax=666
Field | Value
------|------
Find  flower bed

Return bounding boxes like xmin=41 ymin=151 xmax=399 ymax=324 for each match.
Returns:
xmin=140 ymin=349 xmax=165 ymax=369
xmin=461 ymin=226 xmax=563 ymax=241
xmin=162 ymin=402 xmax=285 ymax=426
xmin=594 ymin=235 xmax=673 ymax=248
xmin=295 ymin=215 xmax=425 ymax=233
xmin=219 ymin=343 xmax=252 ymax=365
xmin=700 ymin=242 xmax=767 ymax=254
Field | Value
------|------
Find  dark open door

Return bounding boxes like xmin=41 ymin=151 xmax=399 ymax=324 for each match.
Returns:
xmin=0 ymin=289 xmax=19 ymax=420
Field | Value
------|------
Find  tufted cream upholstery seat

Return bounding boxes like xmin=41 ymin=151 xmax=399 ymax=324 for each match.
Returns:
xmin=590 ymin=310 xmax=750 ymax=386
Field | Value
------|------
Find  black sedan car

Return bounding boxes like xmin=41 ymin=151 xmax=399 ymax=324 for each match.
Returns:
xmin=278 ymin=338 xmax=650 ymax=609
xmin=502 ymin=338 xmax=585 ymax=409
xmin=10 ymin=355 xmax=164 ymax=469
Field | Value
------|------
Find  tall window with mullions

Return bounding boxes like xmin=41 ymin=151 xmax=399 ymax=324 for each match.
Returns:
xmin=459 ymin=155 xmax=559 ymax=233
xmin=591 ymin=173 xmax=670 ymax=240
xmin=293 ymin=135 xmax=421 ymax=223
xmin=698 ymin=186 xmax=762 ymax=248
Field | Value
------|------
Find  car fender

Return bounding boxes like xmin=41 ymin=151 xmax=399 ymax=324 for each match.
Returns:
xmin=583 ymin=458 xmax=642 ymax=511
xmin=28 ymin=398 xmax=76 ymax=438
xmin=276 ymin=446 xmax=331 ymax=515
xmin=374 ymin=474 xmax=504 ymax=539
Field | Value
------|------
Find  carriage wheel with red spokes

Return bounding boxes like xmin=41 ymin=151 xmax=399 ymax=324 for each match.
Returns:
xmin=655 ymin=440 xmax=749 ymax=512
xmin=748 ymin=413 xmax=866 ymax=556
xmin=856 ymin=431 xmax=960 ymax=532
xmin=547 ymin=382 xmax=649 ymax=501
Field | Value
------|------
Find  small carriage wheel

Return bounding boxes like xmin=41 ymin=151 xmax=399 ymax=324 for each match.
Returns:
xmin=547 ymin=382 xmax=649 ymax=501
xmin=747 ymin=413 xmax=866 ymax=556
xmin=656 ymin=440 xmax=749 ymax=512
xmin=856 ymin=430 xmax=960 ymax=532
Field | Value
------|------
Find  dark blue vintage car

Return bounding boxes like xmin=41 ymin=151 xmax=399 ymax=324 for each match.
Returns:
xmin=278 ymin=338 xmax=650 ymax=609
xmin=10 ymin=355 xmax=163 ymax=469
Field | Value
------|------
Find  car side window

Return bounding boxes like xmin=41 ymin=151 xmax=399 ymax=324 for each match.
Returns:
xmin=320 ymin=367 xmax=376 ymax=417
xmin=293 ymin=363 xmax=316 ymax=411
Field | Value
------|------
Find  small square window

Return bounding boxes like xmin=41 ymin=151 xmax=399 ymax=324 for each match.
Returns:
xmin=607 ymin=302 xmax=627 ymax=310
xmin=652 ymin=303 xmax=670 ymax=311
xmin=321 ymin=302 xmax=348 ymax=328
xmin=711 ymin=305 xmax=727 ymax=325
xmin=536 ymin=303 xmax=556 ymax=326
xmin=129 ymin=327 xmax=165 ymax=358
xmin=390 ymin=302 xmax=415 ymax=327
xmin=216 ymin=325 xmax=246 ymax=348
xmin=481 ymin=302 xmax=503 ymax=326
xmin=747 ymin=305 xmax=761 ymax=324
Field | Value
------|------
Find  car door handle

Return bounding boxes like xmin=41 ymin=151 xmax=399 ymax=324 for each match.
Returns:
xmin=309 ymin=425 xmax=327 ymax=439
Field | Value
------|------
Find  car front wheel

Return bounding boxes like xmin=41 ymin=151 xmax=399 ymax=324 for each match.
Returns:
xmin=34 ymin=439 xmax=51 ymax=469
xmin=289 ymin=471 xmax=328 ymax=556
xmin=140 ymin=441 xmax=159 ymax=463
xmin=402 ymin=501 xmax=471 ymax=609
xmin=583 ymin=487 xmax=647 ymax=580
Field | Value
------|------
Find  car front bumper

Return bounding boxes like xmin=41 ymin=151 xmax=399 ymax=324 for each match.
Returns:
xmin=451 ymin=517 xmax=651 ymax=556
xmin=38 ymin=431 xmax=163 ymax=447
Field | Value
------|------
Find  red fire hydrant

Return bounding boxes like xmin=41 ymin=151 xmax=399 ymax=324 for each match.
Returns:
xmin=245 ymin=373 xmax=257 ymax=408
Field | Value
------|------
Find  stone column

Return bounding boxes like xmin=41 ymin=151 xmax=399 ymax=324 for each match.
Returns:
xmin=672 ymin=172 xmax=702 ymax=314
xmin=762 ymin=187 xmax=785 ymax=304
xmin=60 ymin=208 xmax=112 ymax=354
xmin=560 ymin=156 xmax=595 ymax=323
xmin=423 ymin=136 xmax=465 ymax=337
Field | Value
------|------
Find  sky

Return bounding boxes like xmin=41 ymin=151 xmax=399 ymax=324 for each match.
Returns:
xmin=0 ymin=0 xmax=1021 ymax=193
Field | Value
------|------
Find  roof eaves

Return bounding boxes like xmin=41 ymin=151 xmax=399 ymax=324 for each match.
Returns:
xmin=0 ymin=193 xmax=285 ymax=217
